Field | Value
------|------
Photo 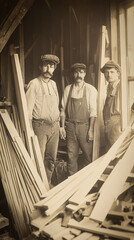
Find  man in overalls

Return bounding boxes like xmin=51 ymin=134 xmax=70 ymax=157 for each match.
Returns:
xmin=60 ymin=63 xmax=97 ymax=175
xmin=26 ymin=54 xmax=60 ymax=186
xmin=100 ymin=60 xmax=122 ymax=151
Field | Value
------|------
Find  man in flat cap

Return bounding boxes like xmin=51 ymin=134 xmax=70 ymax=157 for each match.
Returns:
xmin=60 ymin=63 xmax=97 ymax=175
xmin=101 ymin=60 xmax=122 ymax=151
xmin=26 ymin=54 xmax=60 ymax=187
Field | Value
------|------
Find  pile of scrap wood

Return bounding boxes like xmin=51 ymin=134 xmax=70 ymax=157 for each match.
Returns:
xmin=30 ymin=122 xmax=134 ymax=240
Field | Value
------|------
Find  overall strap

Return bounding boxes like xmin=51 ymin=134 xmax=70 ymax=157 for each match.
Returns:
xmin=65 ymin=84 xmax=73 ymax=112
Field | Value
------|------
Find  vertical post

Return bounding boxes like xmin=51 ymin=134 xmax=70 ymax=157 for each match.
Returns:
xmin=86 ymin=15 xmax=90 ymax=66
xmin=119 ymin=7 xmax=128 ymax=130
xmin=19 ymin=23 xmax=25 ymax=83
xmin=92 ymin=26 xmax=108 ymax=160
xmin=60 ymin=19 xmax=65 ymax=92
xmin=110 ymin=0 xmax=118 ymax=62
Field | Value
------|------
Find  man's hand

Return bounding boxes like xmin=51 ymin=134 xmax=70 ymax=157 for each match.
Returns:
xmin=87 ymin=129 xmax=94 ymax=142
xmin=60 ymin=127 xmax=66 ymax=140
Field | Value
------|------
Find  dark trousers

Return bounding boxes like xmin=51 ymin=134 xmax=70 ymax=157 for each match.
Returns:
xmin=66 ymin=121 xmax=93 ymax=175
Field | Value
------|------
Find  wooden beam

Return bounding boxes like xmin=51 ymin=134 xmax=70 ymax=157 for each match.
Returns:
xmin=0 ymin=0 xmax=35 ymax=52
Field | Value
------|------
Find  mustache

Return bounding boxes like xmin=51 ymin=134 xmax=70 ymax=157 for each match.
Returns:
xmin=75 ymin=77 xmax=82 ymax=80
xmin=43 ymin=71 xmax=53 ymax=76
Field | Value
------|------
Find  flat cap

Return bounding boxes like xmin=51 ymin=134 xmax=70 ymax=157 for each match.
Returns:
xmin=40 ymin=54 xmax=60 ymax=64
xmin=100 ymin=60 xmax=121 ymax=73
xmin=71 ymin=63 xmax=86 ymax=71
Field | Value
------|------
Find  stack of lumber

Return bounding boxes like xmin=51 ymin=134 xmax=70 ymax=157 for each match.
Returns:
xmin=30 ymin=122 xmax=134 ymax=240
xmin=0 ymin=109 xmax=48 ymax=239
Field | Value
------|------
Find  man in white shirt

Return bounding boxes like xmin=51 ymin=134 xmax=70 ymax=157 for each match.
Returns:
xmin=100 ymin=60 xmax=122 ymax=151
xmin=26 ymin=54 xmax=60 ymax=186
xmin=60 ymin=63 xmax=98 ymax=175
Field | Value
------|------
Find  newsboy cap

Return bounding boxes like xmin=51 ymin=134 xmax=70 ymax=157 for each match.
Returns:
xmin=71 ymin=63 xmax=86 ymax=71
xmin=40 ymin=54 xmax=60 ymax=64
xmin=100 ymin=60 xmax=121 ymax=73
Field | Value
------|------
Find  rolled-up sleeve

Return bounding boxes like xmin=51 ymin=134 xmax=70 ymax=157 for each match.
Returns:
xmin=88 ymin=86 xmax=98 ymax=118
xmin=25 ymin=80 xmax=36 ymax=120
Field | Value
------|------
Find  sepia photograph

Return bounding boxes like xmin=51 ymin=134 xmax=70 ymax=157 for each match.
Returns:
xmin=0 ymin=0 xmax=134 ymax=239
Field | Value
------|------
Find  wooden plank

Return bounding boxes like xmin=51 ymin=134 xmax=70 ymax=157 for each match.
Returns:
xmin=19 ymin=23 xmax=25 ymax=82
xmin=0 ymin=0 xmax=35 ymax=52
xmin=54 ymin=228 xmax=72 ymax=240
xmin=10 ymin=53 xmax=35 ymax=159
xmin=41 ymin=217 xmax=63 ymax=237
xmin=110 ymin=224 xmax=134 ymax=233
xmin=88 ymin=237 xmax=100 ymax=240
xmin=70 ymin=228 xmax=81 ymax=236
xmin=72 ymin=232 xmax=93 ymax=240
xmin=30 ymin=203 xmax=65 ymax=230
xmin=92 ymin=25 xmax=109 ymax=160
xmin=68 ymin=218 xmax=134 ymax=240
xmin=12 ymin=104 xmax=25 ymax=142
xmin=31 ymin=135 xmax=49 ymax=191
xmin=90 ymin=138 xmax=134 ymax=223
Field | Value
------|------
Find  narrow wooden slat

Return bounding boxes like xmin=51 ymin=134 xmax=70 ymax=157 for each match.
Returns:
xmin=11 ymin=54 xmax=35 ymax=160
xmin=31 ymin=135 xmax=49 ymax=191
xmin=68 ymin=218 xmax=134 ymax=240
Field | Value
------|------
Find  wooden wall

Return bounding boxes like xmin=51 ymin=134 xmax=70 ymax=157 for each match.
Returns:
xmin=0 ymin=0 xmax=111 ymax=102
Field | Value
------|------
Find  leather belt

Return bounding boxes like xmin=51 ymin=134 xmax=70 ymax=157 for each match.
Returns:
xmin=66 ymin=119 xmax=89 ymax=125
xmin=33 ymin=118 xmax=59 ymax=125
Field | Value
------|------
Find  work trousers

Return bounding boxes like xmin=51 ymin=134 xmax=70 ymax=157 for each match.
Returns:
xmin=105 ymin=115 xmax=121 ymax=151
xmin=66 ymin=121 xmax=93 ymax=175
xmin=32 ymin=120 xmax=59 ymax=184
